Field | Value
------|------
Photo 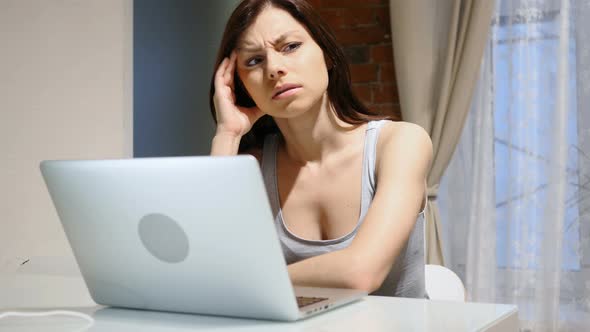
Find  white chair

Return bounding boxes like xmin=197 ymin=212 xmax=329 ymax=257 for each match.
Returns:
xmin=421 ymin=208 xmax=465 ymax=301
xmin=425 ymin=264 xmax=466 ymax=301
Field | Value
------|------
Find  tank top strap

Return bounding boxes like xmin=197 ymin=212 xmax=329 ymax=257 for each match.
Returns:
xmin=362 ymin=120 xmax=389 ymax=193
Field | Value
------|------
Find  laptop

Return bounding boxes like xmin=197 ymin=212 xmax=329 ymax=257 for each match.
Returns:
xmin=40 ymin=156 xmax=366 ymax=321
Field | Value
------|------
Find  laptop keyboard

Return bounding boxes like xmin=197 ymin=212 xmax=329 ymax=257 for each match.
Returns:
xmin=296 ymin=296 xmax=328 ymax=308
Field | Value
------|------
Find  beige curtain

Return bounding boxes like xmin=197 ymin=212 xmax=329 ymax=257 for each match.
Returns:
xmin=389 ymin=0 xmax=494 ymax=265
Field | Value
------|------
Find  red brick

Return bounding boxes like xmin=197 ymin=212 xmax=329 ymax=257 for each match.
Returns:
xmin=343 ymin=45 xmax=370 ymax=64
xmin=371 ymin=44 xmax=393 ymax=62
xmin=373 ymin=6 xmax=391 ymax=29
xmin=379 ymin=63 xmax=396 ymax=82
xmin=352 ymin=84 xmax=372 ymax=104
xmin=338 ymin=8 xmax=375 ymax=27
xmin=372 ymin=82 xmax=399 ymax=103
xmin=312 ymin=0 xmax=398 ymax=94
xmin=350 ymin=63 xmax=378 ymax=83
xmin=333 ymin=26 xmax=389 ymax=45
xmin=319 ymin=9 xmax=345 ymax=28
xmin=320 ymin=9 xmax=376 ymax=29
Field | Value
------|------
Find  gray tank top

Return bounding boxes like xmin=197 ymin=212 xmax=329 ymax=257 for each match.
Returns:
xmin=261 ymin=120 xmax=426 ymax=298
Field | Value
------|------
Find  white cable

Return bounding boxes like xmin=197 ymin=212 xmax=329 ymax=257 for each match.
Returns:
xmin=0 ymin=310 xmax=94 ymax=331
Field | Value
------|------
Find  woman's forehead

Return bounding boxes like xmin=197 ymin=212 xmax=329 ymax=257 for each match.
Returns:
xmin=237 ymin=29 xmax=306 ymax=52
xmin=237 ymin=7 xmax=309 ymax=49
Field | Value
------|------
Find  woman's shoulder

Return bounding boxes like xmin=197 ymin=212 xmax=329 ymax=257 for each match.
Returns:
xmin=377 ymin=120 xmax=431 ymax=147
xmin=375 ymin=120 xmax=433 ymax=170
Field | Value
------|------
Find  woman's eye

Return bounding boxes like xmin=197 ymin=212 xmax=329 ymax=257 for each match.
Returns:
xmin=283 ymin=42 xmax=301 ymax=53
xmin=246 ymin=57 xmax=263 ymax=67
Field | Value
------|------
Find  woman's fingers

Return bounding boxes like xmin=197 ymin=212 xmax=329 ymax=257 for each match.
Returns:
xmin=215 ymin=52 xmax=239 ymax=95
xmin=214 ymin=57 xmax=229 ymax=91
xmin=227 ymin=52 xmax=237 ymax=87
xmin=223 ymin=52 xmax=237 ymax=87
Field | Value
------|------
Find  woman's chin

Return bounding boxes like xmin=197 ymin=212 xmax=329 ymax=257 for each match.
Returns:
xmin=277 ymin=104 xmax=316 ymax=119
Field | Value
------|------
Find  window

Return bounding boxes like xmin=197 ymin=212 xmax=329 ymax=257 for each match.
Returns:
xmin=492 ymin=11 xmax=581 ymax=270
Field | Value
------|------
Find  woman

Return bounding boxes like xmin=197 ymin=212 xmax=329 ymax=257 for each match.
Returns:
xmin=209 ymin=0 xmax=432 ymax=298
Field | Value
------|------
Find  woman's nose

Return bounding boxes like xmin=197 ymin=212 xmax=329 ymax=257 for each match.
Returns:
xmin=266 ymin=53 xmax=287 ymax=80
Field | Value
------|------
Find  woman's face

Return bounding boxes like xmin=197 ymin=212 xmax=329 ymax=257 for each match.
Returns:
xmin=235 ymin=6 xmax=330 ymax=118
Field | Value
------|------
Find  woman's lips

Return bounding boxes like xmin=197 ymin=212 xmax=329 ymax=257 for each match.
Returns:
xmin=272 ymin=86 xmax=302 ymax=100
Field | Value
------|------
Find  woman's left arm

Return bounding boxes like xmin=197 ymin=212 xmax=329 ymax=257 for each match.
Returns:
xmin=287 ymin=122 xmax=433 ymax=292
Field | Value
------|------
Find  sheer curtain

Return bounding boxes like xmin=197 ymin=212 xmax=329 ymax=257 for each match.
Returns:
xmin=439 ymin=0 xmax=590 ymax=330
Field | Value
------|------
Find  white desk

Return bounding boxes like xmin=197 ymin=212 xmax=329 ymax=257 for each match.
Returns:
xmin=0 ymin=273 xmax=518 ymax=332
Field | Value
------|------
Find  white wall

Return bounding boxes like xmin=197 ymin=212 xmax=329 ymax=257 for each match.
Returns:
xmin=0 ymin=0 xmax=133 ymax=271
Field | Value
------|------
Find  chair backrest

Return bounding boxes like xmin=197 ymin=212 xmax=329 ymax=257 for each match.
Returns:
xmin=422 ymin=203 xmax=465 ymax=301
xmin=424 ymin=264 xmax=465 ymax=301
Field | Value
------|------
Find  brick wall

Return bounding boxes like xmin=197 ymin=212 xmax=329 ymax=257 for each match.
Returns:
xmin=309 ymin=0 xmax=401 ymax=120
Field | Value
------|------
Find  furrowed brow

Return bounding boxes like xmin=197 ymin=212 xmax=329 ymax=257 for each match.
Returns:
xmin=236 ymin=30 xmax=300 ymax=53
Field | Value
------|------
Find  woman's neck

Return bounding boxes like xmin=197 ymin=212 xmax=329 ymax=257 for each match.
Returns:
xmin=273 ymin=93 xmax=364 ymax=166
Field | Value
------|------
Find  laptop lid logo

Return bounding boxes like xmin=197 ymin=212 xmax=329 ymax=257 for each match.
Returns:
xmin=138 ymin=213 xmax=190 ymax=263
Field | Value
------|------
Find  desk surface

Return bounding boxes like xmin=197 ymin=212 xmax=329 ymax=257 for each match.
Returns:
xmin=0 ymin=274 xmax=518 ymax=332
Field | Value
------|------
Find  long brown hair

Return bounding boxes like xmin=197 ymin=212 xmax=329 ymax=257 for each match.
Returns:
xmin=209 ymin=0 xmax=392 ymax=152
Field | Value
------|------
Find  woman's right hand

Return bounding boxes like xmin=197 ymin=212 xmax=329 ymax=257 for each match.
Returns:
xmin=213 ymin=52 xmax=264 ymax=139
